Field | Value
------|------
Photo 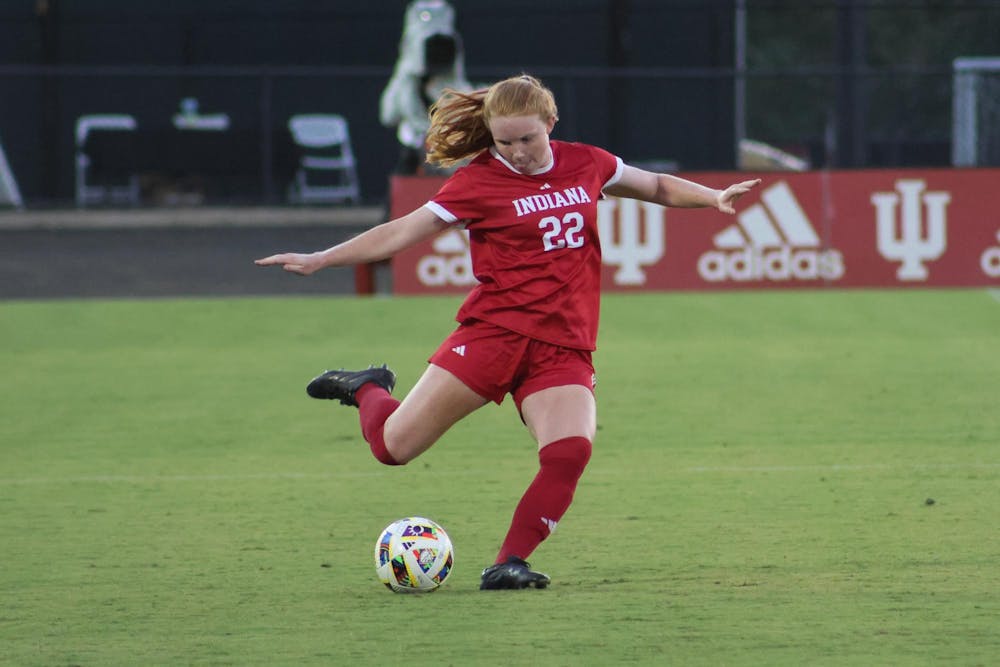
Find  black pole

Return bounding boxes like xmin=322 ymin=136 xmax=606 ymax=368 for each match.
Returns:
xmin=835 ymin=0 xmax=867 ymax=167
xmin=607 ymin=0 xmax=630 ymax=155
xmin=38 ymin=0 xmax=60 ymax=203
xmin=259 ymin=71 xmax=274 ymax=204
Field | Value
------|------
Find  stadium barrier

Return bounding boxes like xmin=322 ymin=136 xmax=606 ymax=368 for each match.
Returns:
xmin=377 ymin=170 xmax=1000 ymax=294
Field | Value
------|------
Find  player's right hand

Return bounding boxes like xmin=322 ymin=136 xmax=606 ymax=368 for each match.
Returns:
xmin=254 ymin=252 xmax=322 ymax=276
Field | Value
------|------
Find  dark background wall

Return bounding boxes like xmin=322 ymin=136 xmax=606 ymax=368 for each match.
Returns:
xmin=2 ymin=0 xmax=998 ymax=208
xmin=0 ymin=0 xmax=735 ymax=206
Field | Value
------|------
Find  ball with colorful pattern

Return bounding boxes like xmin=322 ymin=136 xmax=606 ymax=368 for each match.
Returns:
xmin=374 ymin=517 xmax=454 ymax=593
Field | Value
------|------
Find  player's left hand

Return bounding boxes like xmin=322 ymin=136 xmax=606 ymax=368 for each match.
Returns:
xmin=716 ymin=178 xmax=762 ymax=215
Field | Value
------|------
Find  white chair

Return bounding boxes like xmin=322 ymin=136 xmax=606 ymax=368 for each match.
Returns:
xmin=287 ymin=114 xmax=361 ymax=204
xmin=75 ymin=114 xmax=140 ymax=206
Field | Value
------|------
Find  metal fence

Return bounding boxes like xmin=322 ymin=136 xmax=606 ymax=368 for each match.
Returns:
xmin=0 ymin=60 xmax=969 ymax=209
xmin=2 ymin=0 xmax=999 ymax=208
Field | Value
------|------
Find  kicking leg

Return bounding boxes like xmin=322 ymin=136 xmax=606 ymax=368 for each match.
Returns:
xmin=307 ymin=363 xmax=486 ymax=465
xmin=382 ymin=364 xmax=488 ymax=464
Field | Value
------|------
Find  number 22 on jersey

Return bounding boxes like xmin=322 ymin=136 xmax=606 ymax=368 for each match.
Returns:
xmin=539 ymin=212 xmax=585 ymax=252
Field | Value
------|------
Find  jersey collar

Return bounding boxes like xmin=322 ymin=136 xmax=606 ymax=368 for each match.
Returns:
xmin=489 ymin=146 xmax=555 ymax=176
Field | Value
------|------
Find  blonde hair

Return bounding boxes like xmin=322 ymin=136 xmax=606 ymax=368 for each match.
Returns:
xmin=424 ymin=74 xmax=559 ymax=167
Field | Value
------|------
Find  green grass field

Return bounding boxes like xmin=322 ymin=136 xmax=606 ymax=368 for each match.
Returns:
xmin=2 ymin=289 xmax=998 ymax=666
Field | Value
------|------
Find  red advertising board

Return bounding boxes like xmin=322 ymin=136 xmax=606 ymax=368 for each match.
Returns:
xmin=387 ymin=169 xmax=1000 ymax=294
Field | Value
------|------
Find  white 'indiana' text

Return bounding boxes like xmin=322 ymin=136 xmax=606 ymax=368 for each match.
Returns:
xmin=512 ymin=186 xmax=591 ymax=217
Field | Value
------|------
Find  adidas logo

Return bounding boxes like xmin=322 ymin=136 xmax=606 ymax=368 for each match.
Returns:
xmin=416 ymin=229 xmax=476 ymax=287
xmin=697 ymin=181 xmax=844 ymax=282
xmin=540 ymin=182 xmax=552 ymax=190
xmin=541 ymin=517 xmax=558 ymax=534
xmin=451 ymin=345 xmax=466 ymax=356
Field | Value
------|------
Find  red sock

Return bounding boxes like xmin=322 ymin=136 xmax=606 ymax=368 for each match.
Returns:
xmin=495 ymin=436 xmax=592 ymax=563
xmin=356 ymin=383 xmax=401 ymax=466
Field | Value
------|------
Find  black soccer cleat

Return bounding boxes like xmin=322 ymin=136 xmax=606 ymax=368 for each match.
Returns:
xmin=306 ymin=365 xmax=396 ymax=406
xmin=479 ymin=556 xmax=551 ymax=590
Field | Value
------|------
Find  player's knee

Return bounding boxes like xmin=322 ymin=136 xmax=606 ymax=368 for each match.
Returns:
xmin=382 ymin=422 xmax=435 ymax=465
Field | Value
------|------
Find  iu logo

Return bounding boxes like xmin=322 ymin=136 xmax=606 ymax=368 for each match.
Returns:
xmin=597 ymin=198 xmax=666 ymax=285
xmin=871 ymin=180 xmax=951 ymax=281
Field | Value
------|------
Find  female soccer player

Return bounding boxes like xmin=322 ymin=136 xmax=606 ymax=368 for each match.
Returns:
xmin=256 ymin=74 xmax=759 ymax=589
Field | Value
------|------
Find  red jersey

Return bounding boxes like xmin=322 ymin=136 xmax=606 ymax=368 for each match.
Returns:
xmin=425 ymin=140 xmax=623 ymax=350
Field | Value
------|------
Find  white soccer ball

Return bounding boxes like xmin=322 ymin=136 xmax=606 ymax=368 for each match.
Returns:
xmin=374 ymin=517 xmax=454 ymax=593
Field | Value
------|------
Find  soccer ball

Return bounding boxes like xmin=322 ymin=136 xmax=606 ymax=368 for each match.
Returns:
xmin=374 ymin=517 xmax=454 ymax=593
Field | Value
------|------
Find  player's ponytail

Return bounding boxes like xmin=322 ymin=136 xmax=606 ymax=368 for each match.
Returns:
xmin=425 ymin=87 xmax=492 ymax=167
xmin=425 ymin=74 xmax=559 ymax=168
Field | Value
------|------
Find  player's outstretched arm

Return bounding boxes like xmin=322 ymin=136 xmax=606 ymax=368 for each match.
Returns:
xmin=255 ymin=207 xmax=447 ymax=276
xmin=605 ymin=165 xmax=760 ymax=215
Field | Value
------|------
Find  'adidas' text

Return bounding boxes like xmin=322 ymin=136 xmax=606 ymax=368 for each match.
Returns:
xmin=698 ymin=181 xmax=844 ymax=283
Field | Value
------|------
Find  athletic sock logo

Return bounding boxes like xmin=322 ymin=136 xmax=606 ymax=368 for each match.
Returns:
xmin=698 ymin=181 xmax=844 ymax=282
xmin=541 ymin=517 xmax=558 ymax=534
xmin=451 ymin=345 xmax=466 ymax=356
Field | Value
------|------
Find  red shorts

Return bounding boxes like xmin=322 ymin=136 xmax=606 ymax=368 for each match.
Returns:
xmin=428 ymin=320 xmax=595 ymax=410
